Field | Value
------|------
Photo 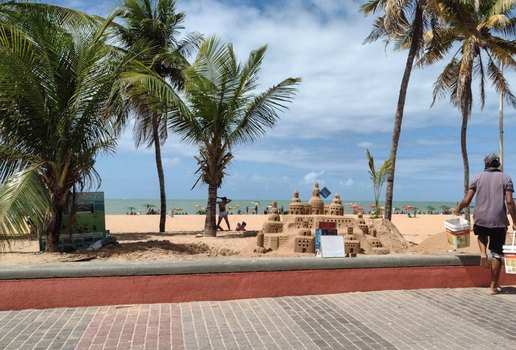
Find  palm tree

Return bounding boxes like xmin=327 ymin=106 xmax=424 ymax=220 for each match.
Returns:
xmin=422 ymin=0 xmax=516 ymax=221
xmin=361 ymin=0 xmax=441 ymax=220
xmin=172 ymin=37 xmax=301 ymax=236
xmin=114 ymin=0 xmax=201 ymax=232
xmin=0 ymin=3 xmax=129 ymax=251
xmin=366 ymin=149 xmax=393 ymax=218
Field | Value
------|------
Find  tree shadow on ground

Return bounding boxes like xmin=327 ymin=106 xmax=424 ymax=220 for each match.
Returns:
xmin=62 ymin=240 xmax=240 ymax=262
xmin=113 ymin=230 xmax=258 ymax=242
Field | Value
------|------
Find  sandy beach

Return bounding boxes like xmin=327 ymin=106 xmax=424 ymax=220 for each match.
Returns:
xmin=3 ymin=212 xmax=507 ymax=265
xmin=103 ymin=213 xmax=455 ymax=244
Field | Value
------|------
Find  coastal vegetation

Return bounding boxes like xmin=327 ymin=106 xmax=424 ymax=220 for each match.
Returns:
xmin=171 ymin=37 xmax=301 ymax=236
xmin=366 ymin=149 xmax=393 ymax=219
xmin=113 ymin=0 xmax=201 ymax=232
xmin=0 ymin=3 xmax=125 ymax=250
xmin=361 ymin=0 xmax=516 ymax=221
xmin=361 ymin=0 xmax=437 ymax=220
xmin=0 ymin=1 xmax=300 ymax=243
xmin=0 ymin=2 xmax=183 ymax=250
xmin=422 ymin=0 xmax=516 ymax=222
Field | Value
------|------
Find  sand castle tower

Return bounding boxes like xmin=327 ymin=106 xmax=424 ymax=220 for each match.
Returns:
xmin=268 ymin=201 xmax=281 ymax=221
xmin=303 ymin=202 xmax=312 ymax=215
xmin=357 ymin=213 xmax=369 ymax=235
xmin=309 ymin=183 xmax=324 ymax=215
xmin=289 ymin=190 xmax=304 ymax=215
xmin=327 ymin=193 xmax=344 ymax=216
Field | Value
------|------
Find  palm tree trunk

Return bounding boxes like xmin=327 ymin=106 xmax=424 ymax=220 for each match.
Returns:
xmin=204 ymin=184 xmax=217 ymax=237
xmin=45 ymin=200 xmax=66 ymax=252
xmin=384 ymin=1 xmax=424 ymax=221
xmin=461 ymin=110 xmax=470 ymax=223
xmin=152 ymin=115 xmax=167 ymax=233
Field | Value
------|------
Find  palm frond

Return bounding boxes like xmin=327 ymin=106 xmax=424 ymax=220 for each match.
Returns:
xmin=360 ymin=0 xmax=386 ymax=15
xmin=229 ymin=77 xmax=301 ymax=147
xmin=432 ymin=59 xmax=460 ymax=107
xmin=487 ymin=58 xmax=516 ymax=107
xmin=488 ymin=0 xmax=516 ymax=17
xmin=0 ymin=165 xmax=51 ymax=248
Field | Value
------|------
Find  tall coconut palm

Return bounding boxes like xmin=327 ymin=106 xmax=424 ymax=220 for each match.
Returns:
xmin=172 ymin=37 xmax=301 ymax=237
xmin=0 ymin=2 xmax=129 ymax=251
xmin=422 ymin=0 xmax=516 ymax=221
xmin=361 ymin=0 xmax=442 ymax=220
xmin=114 ymin=0 xmax=201 ymax=232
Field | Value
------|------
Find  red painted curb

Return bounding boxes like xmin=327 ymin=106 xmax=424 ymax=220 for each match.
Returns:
xmin=2 ymin=266 xmax=516 ymax=310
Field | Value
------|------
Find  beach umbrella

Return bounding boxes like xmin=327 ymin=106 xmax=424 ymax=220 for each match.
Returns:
xmin=143 ymin=203 xmax=156 ymax=209
xmin=403 ymin=205 xmax=415 ymax=211
xmin=426 ymin=205 xmax=435 ymax=213
xmin=349 ymin=203 xmax=360 ymax=213
xmin=350 ymin=204 xmax=363 ymax=212
xmin=127 ymin=206 xmax=136 ymax=211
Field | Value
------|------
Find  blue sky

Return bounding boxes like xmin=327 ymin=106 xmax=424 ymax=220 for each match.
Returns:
xmin=45 ymin=0 xmax=516 ymax=202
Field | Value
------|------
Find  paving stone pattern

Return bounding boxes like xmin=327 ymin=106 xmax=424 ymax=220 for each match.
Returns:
xmin=0 ymin=287 xmax=515 ymax=349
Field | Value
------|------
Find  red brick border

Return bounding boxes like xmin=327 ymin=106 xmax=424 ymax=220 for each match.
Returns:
xmin=2 ymin=265 xmax=516 ymax=310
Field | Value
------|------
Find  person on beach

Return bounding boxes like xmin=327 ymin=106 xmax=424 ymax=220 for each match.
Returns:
xmin=236 ymin=221 xmax=247 ymax=231
xmin=217 ymin=196 xmax=231 ymax=230
xmin=453 ymin=153 xmax=516 ymax=294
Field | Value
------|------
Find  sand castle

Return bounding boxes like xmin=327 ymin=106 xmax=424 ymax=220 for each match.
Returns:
xmin=255 ymin=183 xmax=390 ymax=256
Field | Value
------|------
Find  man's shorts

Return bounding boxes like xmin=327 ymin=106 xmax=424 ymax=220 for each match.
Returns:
xmin=473 ymin=224 xmax=506 ymax=258
xmin=219 ymin=211 xmax=228 ymax=217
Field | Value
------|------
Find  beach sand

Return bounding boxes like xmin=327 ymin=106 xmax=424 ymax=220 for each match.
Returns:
xmin=2 ymin=213 xmax=513 ymax=265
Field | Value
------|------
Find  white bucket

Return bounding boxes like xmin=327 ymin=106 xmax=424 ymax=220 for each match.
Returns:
xmin=444 ymin=218 xmax=470 ymax=249
xmin=503 ymin=231 xmax=516 ymax=274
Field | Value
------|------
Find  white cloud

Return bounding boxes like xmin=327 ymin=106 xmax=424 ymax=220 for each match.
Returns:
xmin=303 ymin=171 xmax=325 ymax=184
xmin=342 ymin=178 xmax=354 ymax=187
xmin=357 ymin=142 xmax=374 ymax=149
xmin=162 ymin=157 xmax=181 ymax=167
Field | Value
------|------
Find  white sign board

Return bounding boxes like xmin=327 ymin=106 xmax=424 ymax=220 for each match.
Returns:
xmin=320 ymin=235 xmax=345 ymax=258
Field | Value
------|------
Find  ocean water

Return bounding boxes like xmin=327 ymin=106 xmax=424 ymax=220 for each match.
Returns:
xmin=105 ymin=198 xmax=458 ymax=215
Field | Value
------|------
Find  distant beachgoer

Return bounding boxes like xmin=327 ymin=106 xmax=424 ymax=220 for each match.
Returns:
xmin=217 ymin=196 xmax=231 ymax=230
xmin=453 ymin=153 xmax=516 ymax=295
xmin=236 ymin=221 xmax=247 ymax=231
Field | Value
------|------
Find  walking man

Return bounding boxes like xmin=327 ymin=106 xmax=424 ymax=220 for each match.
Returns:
xmin=453 ymin=153 xmax=516 ymax=294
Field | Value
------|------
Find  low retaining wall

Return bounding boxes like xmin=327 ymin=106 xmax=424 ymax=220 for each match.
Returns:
xmin=1 ymin=255 xmax=515 ymax=310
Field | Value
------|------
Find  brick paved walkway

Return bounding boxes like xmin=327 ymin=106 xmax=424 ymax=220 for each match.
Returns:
xmin=1 ymin=287 xmax=515 ymax=349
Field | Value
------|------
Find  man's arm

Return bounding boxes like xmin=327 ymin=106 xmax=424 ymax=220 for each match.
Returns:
xmin=452 ymin=189 xmax=475 ymax=214
xmin=505 ymin=191 xmax=516 ymax=231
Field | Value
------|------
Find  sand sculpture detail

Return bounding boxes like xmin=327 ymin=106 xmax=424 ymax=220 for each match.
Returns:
xmin=254 ymin=183 xmax=390 ymax=256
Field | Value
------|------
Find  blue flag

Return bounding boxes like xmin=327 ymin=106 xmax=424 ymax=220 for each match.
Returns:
xmin=320 ymin=186 xmax=331 ymax=199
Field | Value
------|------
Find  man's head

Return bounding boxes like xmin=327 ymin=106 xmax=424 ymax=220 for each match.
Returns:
xmin=484 ymin=153 xmax=500 ymax=169
xmin=221 ymin=196 xmax=227 ymax=201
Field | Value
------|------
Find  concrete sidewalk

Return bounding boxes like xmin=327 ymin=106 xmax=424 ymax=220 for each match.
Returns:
xmin=1 ymin=287 xmax=515 ymax=349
